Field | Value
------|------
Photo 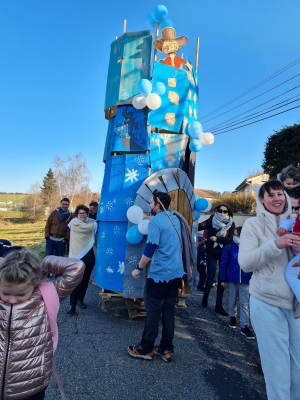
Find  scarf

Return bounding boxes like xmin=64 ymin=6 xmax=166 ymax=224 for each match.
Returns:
xmin=212 ymin=212 xmax=233 ymax=248
xmin=57 ymin=207 xmax=71 ymax=223
xmin=68 ymin=218 xmax=97 ymax=259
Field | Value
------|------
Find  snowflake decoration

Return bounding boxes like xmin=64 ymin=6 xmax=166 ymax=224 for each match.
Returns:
xmin=137 ymin=61 xmax=145 ymax=70
xmin=125 ymin=168 xmax=139 ymax=183
xmin=118 ymin=261 xmax=125 ymax=274
xmin=106 ymin=266 xmax=114 ymax=274
xmin=136 ymin=155 xmax=146 ymax=165
xmin=123 ymin=77 xmax=130 ymax=85
xmin=111 ymin=75 xmax=119 ymax=83
xmin=113 ymin=225 xmax=121 ymax=235
xmin=106 ymin=248 xmax=113 ymax=256
xmin=124 ymin=197 xmax=134 ymax=206
xmin=99 ymin=231 xmax=106 ymax=239
xmin=120 ymin=92 xmax=130 ymax=101
xmin=123 ymin=278 xmax=135 ymax=296
xmin=128 ymin=255 xmax=138 ymax=265
xmin=99 ymin=204 xmax=104 ymax=214
xmin=106 ymin=200 xmax=114 ymax=211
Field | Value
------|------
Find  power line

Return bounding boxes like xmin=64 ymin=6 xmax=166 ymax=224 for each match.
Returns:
xmin=202 ymin=73 xmax=300 ymax=125
xmin=199 ymin=58 xmax=300 ymax=120
xmin=213 ymin=105 xmax=300 ymax=136
xmin=211 ymin=96 xmax=300 ymax=133
xmin=206 ymin=84 xmax=300 ymax=131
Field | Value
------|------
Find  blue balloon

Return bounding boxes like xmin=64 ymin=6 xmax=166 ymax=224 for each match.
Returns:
xmin=195 ymin=198 xmax=209 ymax=212
xmin=147 ymin=13 xmax=157 ymax=28
xmin=153 ymin=5 xmax=168 ymax=22
xmin=126 ymin=225 xmax=143 ymax=245
xmin=160 ymin=18 xmax=174 ymax=30
xmin=194 ymin=210 xmax=200 ymax=220
xmin=138 ymin=79 xmax=152 ymax=96
xmin=188 ymin=121 xmax=203 ymax=139
xmin=189 ymin=139 xmax=202 ymax=152
xmin=152 ymin=81 xmax=166 ymax=95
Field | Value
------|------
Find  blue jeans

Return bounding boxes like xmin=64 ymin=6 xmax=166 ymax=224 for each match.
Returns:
xmin=204 ymin=253 xmax=224 ymax=303
xmin=45 ymin=238 xmax=65 ymax=257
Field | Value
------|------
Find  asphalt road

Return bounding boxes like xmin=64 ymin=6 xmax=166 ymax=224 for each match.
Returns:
xmin=46 ymin=283 xmax=267 ymax=400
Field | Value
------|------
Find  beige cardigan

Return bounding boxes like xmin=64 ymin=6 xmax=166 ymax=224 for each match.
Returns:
xmin=239 ymin=191 xmax=295 ymax=310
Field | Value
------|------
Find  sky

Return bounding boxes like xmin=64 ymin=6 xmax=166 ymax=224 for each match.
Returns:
xmin=1 ymin=0 xmax=299 ymax=194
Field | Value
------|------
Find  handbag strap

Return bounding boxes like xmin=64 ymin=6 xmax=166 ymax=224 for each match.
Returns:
xmin=156 ymin=198 xmax=183 ymax=248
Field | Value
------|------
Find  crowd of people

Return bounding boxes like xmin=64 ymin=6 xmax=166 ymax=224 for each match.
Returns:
xmin=0 ymin=164 xmax=300 ymax=399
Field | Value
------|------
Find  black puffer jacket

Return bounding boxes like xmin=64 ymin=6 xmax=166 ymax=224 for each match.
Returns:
xmin=198 ymin=215 xmax=235 ymax=259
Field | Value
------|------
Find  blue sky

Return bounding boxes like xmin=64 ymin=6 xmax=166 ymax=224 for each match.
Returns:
xmin=1 ymin=0 xmax=299 ymax=194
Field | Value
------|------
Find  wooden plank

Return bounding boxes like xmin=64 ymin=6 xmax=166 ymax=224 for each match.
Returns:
xmin=178 ymin=189 xmax=193 ymax=228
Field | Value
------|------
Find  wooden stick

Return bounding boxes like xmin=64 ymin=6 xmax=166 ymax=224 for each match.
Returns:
xmin=123 ymin=20 xmax=127 ymax=34
xmin=195 ymin=37 xmax=200 ymax=72
xmin=153 ymin=22 xmax=159 ymax=62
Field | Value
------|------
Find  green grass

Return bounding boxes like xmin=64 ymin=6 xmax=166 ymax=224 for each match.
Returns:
xmin=0 ymin=194 xmax=27 ymax=203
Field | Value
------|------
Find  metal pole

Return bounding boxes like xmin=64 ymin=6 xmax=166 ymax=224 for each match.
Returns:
xmin=153 ymin=22 xmax=159 ymax=62
xmin=195 ymin=37 xmax=200 ymax=72
xmin=123 ymin=20 xmax=127 ymax=34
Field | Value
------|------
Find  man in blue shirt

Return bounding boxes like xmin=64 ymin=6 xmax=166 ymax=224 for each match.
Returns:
xmin=127 ymin=190 xmax=184 ymax=362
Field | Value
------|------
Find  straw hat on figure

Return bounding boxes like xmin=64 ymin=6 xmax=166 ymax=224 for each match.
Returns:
xmin=153 ymin=27 xmax=192 ymax=71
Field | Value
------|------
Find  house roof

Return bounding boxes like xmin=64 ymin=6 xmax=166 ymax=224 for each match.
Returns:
xmin=233 ymin=172 xmax=268 ymax=192
xmin=194 ymin=188 xmax=219 ymax=199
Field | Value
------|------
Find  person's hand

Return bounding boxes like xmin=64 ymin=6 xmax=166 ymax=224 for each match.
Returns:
xmin=203 ymin=262 xmax=207 ymax=267
xmin=210 ymin=236 xmax=217 ymax=242
xmin=143 ymin=214 xmax=152 ymax=220
xmin=275 ymin=234 xmax=300 ymax=249
xmin=220 ymin=282 xmax=226 ymax=287
xmin=276 ymin=228 xmax=287 ymax=237
xmin=293 ymin=261 xmax=300 ymax=268
xmin=131 ymin=269 xmax=141 ymax=279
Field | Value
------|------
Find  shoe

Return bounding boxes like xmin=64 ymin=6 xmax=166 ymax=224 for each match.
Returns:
xmin=214 ymin=301 xmax=229 ymax=316
xmin=78 ymin=300 xmax=88 ymax=309
xmin=241 ymin=326 xmax=255 ymax=340
xmin=229 ymin=316 xmax=237 ymax=329
xmin=197 ymin=285 xmax=205 ymax=292
xmin=154 ymin=347 xmax=172 ymax=362
xmin=67 ymin=306 xmax=76 ymax=314
xmin=127 ymin=345 xmax=154 ymax=360
xmin=294 ymin=302 xmax=300 ymax=319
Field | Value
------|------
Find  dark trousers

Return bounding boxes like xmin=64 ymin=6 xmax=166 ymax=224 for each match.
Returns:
xmin=204 ymin=253 xmax=224 ymax=303
xmin=70 ymin=261 xmax=94 ymax=306
xmin=45 ymin=238 xmax=65 ymax=257
xmin=197 ymin=263 xmax=207 ymax=287
xmin=25 ymin=387 xmax=47 ymax=400
xmin=140 ymin=278 xmax=180 ymax=353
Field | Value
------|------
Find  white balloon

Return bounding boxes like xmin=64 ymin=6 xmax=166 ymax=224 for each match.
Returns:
xmin=146 ymin=93 xmax=162 ymax=110
xmin=202 ymin=202 xmax=212 ymax=212
xmin=127 ymin=206 xmax=144 ymax=224
xmin=132 ymin=94 xmax=147 ymax=110
xmin=199 ymin=132 xmax=215 ymax=146
xmin=138 ymin=219 xmax=149 ymax=235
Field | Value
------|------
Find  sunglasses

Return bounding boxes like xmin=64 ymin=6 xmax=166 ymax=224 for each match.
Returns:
xmin=218 ymin=209 xmax=228 ymax=214
xmin=292 ymin=206 xmax=300 ymax=211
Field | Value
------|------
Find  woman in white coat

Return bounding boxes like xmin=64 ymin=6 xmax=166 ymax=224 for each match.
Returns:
xmin=239 ymin=180 xmax=300 ymax=400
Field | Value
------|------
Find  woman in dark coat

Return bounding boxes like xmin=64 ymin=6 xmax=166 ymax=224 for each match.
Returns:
xmin=198 ymin=203 xmax=235 ymax=315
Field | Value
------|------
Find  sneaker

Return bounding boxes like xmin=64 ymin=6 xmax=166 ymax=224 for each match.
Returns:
xmin=127 ymin=345 xmax=154 ymax=360
xmin=229 ymin=316 xmax=237 ymax=329
xmin=154 ymin=347 xmax=172 ymax=362
xmin=241 ymin=326 xmax=255 ymax=340
xmin=294 ymin=302 xmax=300 ymax=319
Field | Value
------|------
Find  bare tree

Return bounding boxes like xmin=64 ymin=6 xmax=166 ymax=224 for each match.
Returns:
xmin=23 ymin=182 xmax=44 ymax=223
xmin=53 ymin=153 xmax=92 ymax=208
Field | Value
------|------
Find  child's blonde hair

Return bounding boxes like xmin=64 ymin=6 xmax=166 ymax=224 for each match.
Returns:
xmin=280 ymin=165 xmax=300 ymax=183
xmin=0 ymin=250 xmax=44 ymax=287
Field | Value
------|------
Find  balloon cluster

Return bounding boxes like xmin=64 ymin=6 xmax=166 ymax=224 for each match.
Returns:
xmin=193 ymin=194 xmax=212 ymax=220
xmin=132 ymin=79 xmax=166 ymax=110
xmin=186 ymin=121 xmax=215 ymax=153
xmin=126 ymin=206 xmax=150 ymax=245
xmin=147 ymin=5 xmax=174 ymax=30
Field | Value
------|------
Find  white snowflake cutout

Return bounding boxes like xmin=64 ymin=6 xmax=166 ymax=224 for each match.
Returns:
xmin=124 ymin=197 xmax=134 ymax=206
xmin=125 ymin=168 xmax=139 ymax=183
xmin=120 ymin=92 xmax=129 ymax=101
xmin=118 ymin=261 xmax=125 ymax=274
xmin=128 ymin=255 xmax=138 ymax=265
xmin=106 ymin=200 xmax=114 ymax=211
xmin=99 ymin=231 xmax=106 ymax=239
xmin=136 ymin=155 xmax=146 ymax=165
xmin=106 ymin=266 xmax=114 ymax=274
xmin=106 ymin=248 xmax=113 ymax=256
xmin=113 ymin=225 xmax=121 ymax=235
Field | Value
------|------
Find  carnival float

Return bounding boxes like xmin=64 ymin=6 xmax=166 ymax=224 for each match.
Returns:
xmin=94 ymin=5 xmax=214 ymax=317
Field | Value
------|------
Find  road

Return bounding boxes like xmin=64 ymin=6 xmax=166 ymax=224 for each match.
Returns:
xmin=46 ymin=282 xmax=267 ymax=400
